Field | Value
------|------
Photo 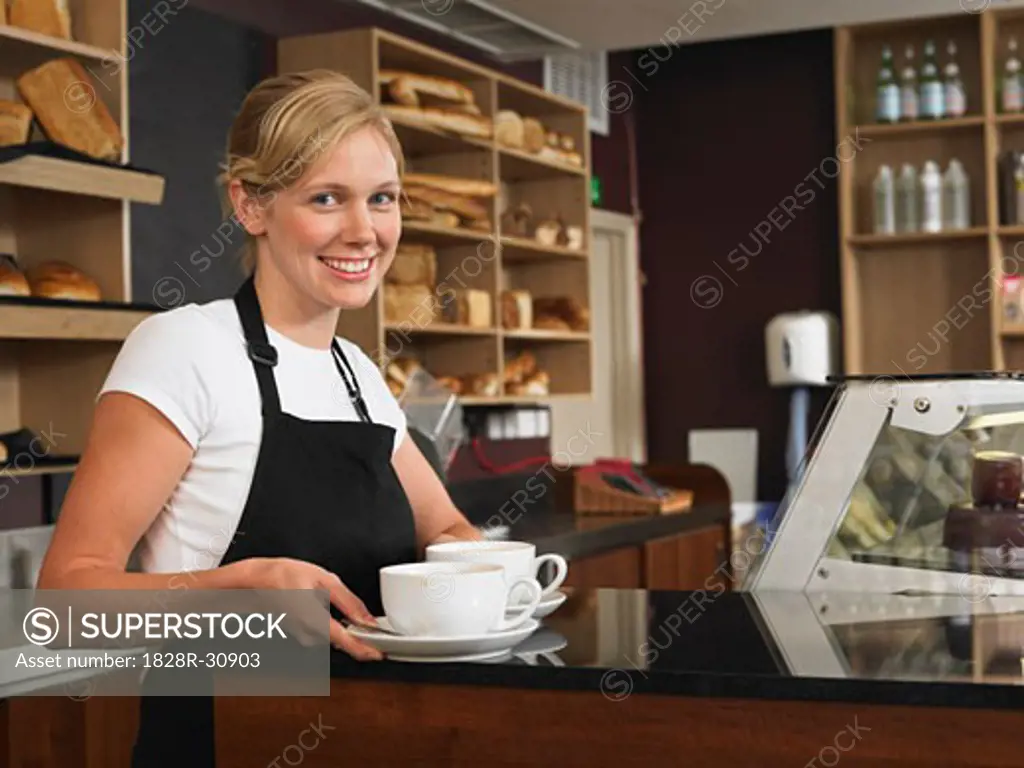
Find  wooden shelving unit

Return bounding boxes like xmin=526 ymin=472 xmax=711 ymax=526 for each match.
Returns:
xmin=835 ymin=9 xmax=1024 ymax=376
xmin=278 ymin=28 xmax=592 ymax=402
xmin=0 ymin=2 xmax=165 ymax=465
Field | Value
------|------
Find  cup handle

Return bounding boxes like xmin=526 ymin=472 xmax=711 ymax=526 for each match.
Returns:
xmin=497 ymin=577 xmax=542 ymax=631
xmin=534 ymin=554 xmax=568 ymax=598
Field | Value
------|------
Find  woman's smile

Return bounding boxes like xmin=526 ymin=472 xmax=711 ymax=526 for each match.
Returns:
xmin=318 ymin=254 xmax=378 ymax=282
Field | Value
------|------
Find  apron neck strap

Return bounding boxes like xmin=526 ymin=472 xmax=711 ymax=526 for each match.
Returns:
xmin=233 ymin=274 xmax=282 ymax=417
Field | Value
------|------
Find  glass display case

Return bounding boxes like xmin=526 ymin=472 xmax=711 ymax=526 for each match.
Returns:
xmin=746 ymin=373 xmax=1024 ymax=597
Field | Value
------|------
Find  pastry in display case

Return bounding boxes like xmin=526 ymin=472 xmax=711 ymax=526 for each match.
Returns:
xmin=746 ymin=373 xmax=1024 ymax=597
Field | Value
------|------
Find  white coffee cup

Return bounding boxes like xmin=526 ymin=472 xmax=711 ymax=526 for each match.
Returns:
xmin=379 ymin=561 xmax=542 ymax=637
xmin=424 ymin=540 xmax=568 ymax=604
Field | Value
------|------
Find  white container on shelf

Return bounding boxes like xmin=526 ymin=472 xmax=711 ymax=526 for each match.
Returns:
xmin=896 ymin=163 xmax=919 ymax=233
xmin=919 ymin=160 xmax=943 ymax=233
xmin=873 ymin=165 xmax=896 ymax=235
xmin=942 ymin=158 xmax=970 ymax=231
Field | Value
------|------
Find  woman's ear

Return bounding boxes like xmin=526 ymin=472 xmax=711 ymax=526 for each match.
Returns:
xmin=229 ymin=179 xmax=267 ymax=236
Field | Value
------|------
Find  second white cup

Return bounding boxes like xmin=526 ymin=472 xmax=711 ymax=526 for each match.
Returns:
xmin=425 ymin=540 xmax=568 ymax=604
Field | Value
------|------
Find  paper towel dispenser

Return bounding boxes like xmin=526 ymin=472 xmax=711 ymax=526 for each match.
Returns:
xmin=766 ymin=311 xmax=839 ymax=387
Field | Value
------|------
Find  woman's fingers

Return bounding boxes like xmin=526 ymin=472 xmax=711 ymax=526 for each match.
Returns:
xmin=328 ymin=619 xmax=383 ymax=661
xmin=321 ymin=572 xmax=375 ymax=624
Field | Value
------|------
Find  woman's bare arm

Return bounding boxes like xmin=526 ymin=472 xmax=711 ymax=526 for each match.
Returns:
xmin=391 ymin=433 xmax=481 ymax=554
xmin=36 ymin=392 xmax=250 ymax=591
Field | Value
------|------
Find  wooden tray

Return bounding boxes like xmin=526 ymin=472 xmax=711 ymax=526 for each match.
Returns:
xmin=572 ymin=469 xmax=693 ymax=516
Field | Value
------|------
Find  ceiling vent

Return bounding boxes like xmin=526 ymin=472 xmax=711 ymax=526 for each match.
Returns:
xmin=545 ymin=51 xmax=609 ymax=136
xmin=348 ymin=0 xmax=580 ymax=61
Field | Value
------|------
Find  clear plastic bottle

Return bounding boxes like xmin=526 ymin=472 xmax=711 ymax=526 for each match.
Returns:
xmin=919 ymin=40 xmax=945 ymax=119
xmin=942 ymin=159 xmax=970 ymax=230
xmin=1002 ymin=37 xmax=1022 ymax=114
xmin=900 ymin=45 xmax=919 ymax=121
xmin=920 ymin=160 xmax=943 ymax=232
xmin=896 ymin=164 xmax=919 ymax=233
xmin=873 ymin=165 xmax=896 ymax=235
xmin=944 ymin=41 xmax=966 ymax=117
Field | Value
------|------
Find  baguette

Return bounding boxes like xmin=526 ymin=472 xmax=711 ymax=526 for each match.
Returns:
xmin=0 ymin=257 xmax=30 ymax=297
xmin=9 ymin=0 xmax=72 ymax=39
xmin=17 ymin=58 xmax=123 ymax=161
xmin=402 ymin=173 xmax=497 ymax=198
xmin=386 ymin=72 xmax=475 ymax=107
xmin=384 ymin=104 xmax=492 ymax=139
xmin=404 ymin=185 xmax=489 ymax=222
xmin=0 ymin=101 xmax=33 ymax=147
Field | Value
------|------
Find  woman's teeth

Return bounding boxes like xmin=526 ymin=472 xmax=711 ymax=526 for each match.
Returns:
xmin=321 ymin=257 xmax=372 ymax=274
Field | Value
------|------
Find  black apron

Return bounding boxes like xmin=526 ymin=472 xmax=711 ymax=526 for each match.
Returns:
xmin=131 ymin=275 xmax=418 ymax=767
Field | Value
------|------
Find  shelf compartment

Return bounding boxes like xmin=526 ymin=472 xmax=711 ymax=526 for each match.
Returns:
xmin=0 ymin=302 xmax=151 ymax=341
xmin=498 ymin=145 xmax=586 ymax=182
xmin=855 ymin=116 xmax=985 ymax=138
xmin=503 ymin=337 xmax=592 ymax=396
xmin=1001 ymin=325 xmax=1024 ymax=337
xmin=0 ymin=152 xmax=164 ymax=204
xmin=849 ymin=228 xmax=989 ymax=247
xmin=501 ymin=235 xmax=587 ymax=261
xmin=389 ymin=114 xmax=493 ymax=154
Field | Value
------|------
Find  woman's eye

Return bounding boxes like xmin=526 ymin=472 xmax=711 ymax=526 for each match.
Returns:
xmin=371 ymin=191 xmax=397 ymax=206
xmin=312 ymin=192 xmax=339 ymax=206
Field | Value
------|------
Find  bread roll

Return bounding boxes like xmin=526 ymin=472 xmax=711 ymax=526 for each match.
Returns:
xmin=428 ymin=211 xmax=461 ymax=229
xmin=387 ymin=243 xmax=437 ymax=286
xmin=501 ymin=290 xmax=532 ymax=330
xmin=502 ymin=203 xmax=533 ymax=238
xmin=17 ymin=58 xmax=123 ymax=161
xmin=404 ymin=185 xmax=489 ymax=222
xmin=383 ymin=105 xmax=492 ymax=139
xmin=565 ymin=225 xmax=584 ymax=250
xmin=538 ymin=145 xmax=583 ymax=167
xmin=383 ymin=284 xmax=435 ymax=325
xmin=507 ymin=371 xmax=550 ymax=396
xmin=383 ymin=72 xmax=475 ymax=107
xmin=402 ymin=173 xmax=497 ymax=198
xmin=463 ymin=372 xmax=500 ymax=397
xmin=534 ymin=296 xmax=589 ymax=331
xmin=440 ymin=288 xmax=491 ymax=328
xmin=523 ymin=118 xmax=546 ymax=153
xmin=504 ymin=351 xmax=537 ymax=384
xmin=0 ymin=257 xmax=30 ymax=297
xmin=535 ymin=220 xmax=561 ymax=247
xmin=495 ymin=110 xmax=524 ymax=149
xmin=10 ymin=0 xmax=72 ymax=39
xmin=436 ymin=376 xmax=464 ymax=395
xmin=0 ymin=101 xmax=33 ymax=147
xmin=26 ymin=260 xmax=101 ymax=301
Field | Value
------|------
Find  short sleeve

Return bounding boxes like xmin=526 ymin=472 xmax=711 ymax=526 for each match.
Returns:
xmin=341 ymin=341 xmax=407 ymax=455
xmin=99 ymin=307 xmax=213 ymax=449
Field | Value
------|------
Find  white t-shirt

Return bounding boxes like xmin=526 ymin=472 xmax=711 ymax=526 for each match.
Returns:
xmin=99 ymin=298 xmax=407 ymax=575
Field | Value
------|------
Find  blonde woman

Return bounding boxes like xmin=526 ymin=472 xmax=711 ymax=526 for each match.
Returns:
xmin=37 ymin=70 xmax=482 ymax=764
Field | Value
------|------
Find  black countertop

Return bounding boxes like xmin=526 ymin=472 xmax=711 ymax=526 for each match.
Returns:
xmin=330 ymin=588 xmax=1024 ymax=711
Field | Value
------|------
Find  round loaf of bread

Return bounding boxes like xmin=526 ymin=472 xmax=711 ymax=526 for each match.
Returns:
xmin=26 ymin=260 xmax=102 ymax=301
xmin=0 ymin=258 xmax=30 ymax=297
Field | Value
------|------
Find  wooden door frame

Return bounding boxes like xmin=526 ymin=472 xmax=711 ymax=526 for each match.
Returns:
xmin=589 ymin=208 xmax=647 ymax=463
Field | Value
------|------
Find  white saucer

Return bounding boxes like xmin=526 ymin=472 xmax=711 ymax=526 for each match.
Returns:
xmin=507 ymin=589 xmax=567 ymax=619
xmin=348 ymin=618 xmax=539 ymax=658
xmin=386 ymin=649 xmax=513 ymax=664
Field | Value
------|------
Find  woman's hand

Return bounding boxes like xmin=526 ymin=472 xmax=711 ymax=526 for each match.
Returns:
xmin=230 ymin=557 xmax=383 ymax=661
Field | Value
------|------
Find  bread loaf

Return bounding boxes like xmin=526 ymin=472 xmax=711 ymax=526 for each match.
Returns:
xmin=17 ymin=58 xmax=123 ymax=161
xmin=382 ymin=71 xmax=475 ymax=107
xmin=535 ymin=220 xmax=561 ymax=248
xmin=402 ymin=173 xmax=497 ymax=198
xmin=0 ymin=257 xmax=30 ymax=297
xmin=436 ymin=376 xmax=464 ymax=395
xmin=383 ymin=284 xmax=435 ymax=325
xmin=507 ymin=371 xmax=550 ymax=396
xmin=501 ymin=290 xmax=532 ymax=330
xmin=534 ymin=296 xmax=589 ymax=331
xmin=401 ymin=197 xmax=435 ymax=221
xmin=504 ymin=351 xmax=537 ymax=384
xmin=404 ymin=185 xmax=489 ymax=222
xmin=463 ymin=372 xmax=500 ymax=397
xmin=440 ymin=288 xmax=492 ymax=328
xmin=538 ymin=145 xmax=583 ymax=167
xmin=0 ymin=0 xmax=6 ymax=25
xmin=0 ymin=101 xmax=33 ymax=147
xmin=387 ymin=243 xmax=437 ymax=286
xmin=495 ymin=110 xmax=524 ymax=149
xmin=383 ymin=105 xmax=492 ymax=138
xmin=10 ymin=0 xmax=72 ymax=39
xmin=428 ymin=211 xmax=461 ymax=228
xmin=565 ymin=225 xmax=584 ymax=250
xmin=26 ymin=260 xmax=101 ymax=301
xmin=533 ymin=315 xmax=570 ymax=331
xmin=523 ymin=118 xmax=546 ymax=153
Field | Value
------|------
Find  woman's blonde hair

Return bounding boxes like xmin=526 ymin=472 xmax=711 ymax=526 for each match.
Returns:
xmin=219 ymin=69 xmax=405 ymax=274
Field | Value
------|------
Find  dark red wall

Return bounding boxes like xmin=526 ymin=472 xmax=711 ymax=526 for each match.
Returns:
xmin=632 ymin=29 xmax=841 ymax=501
